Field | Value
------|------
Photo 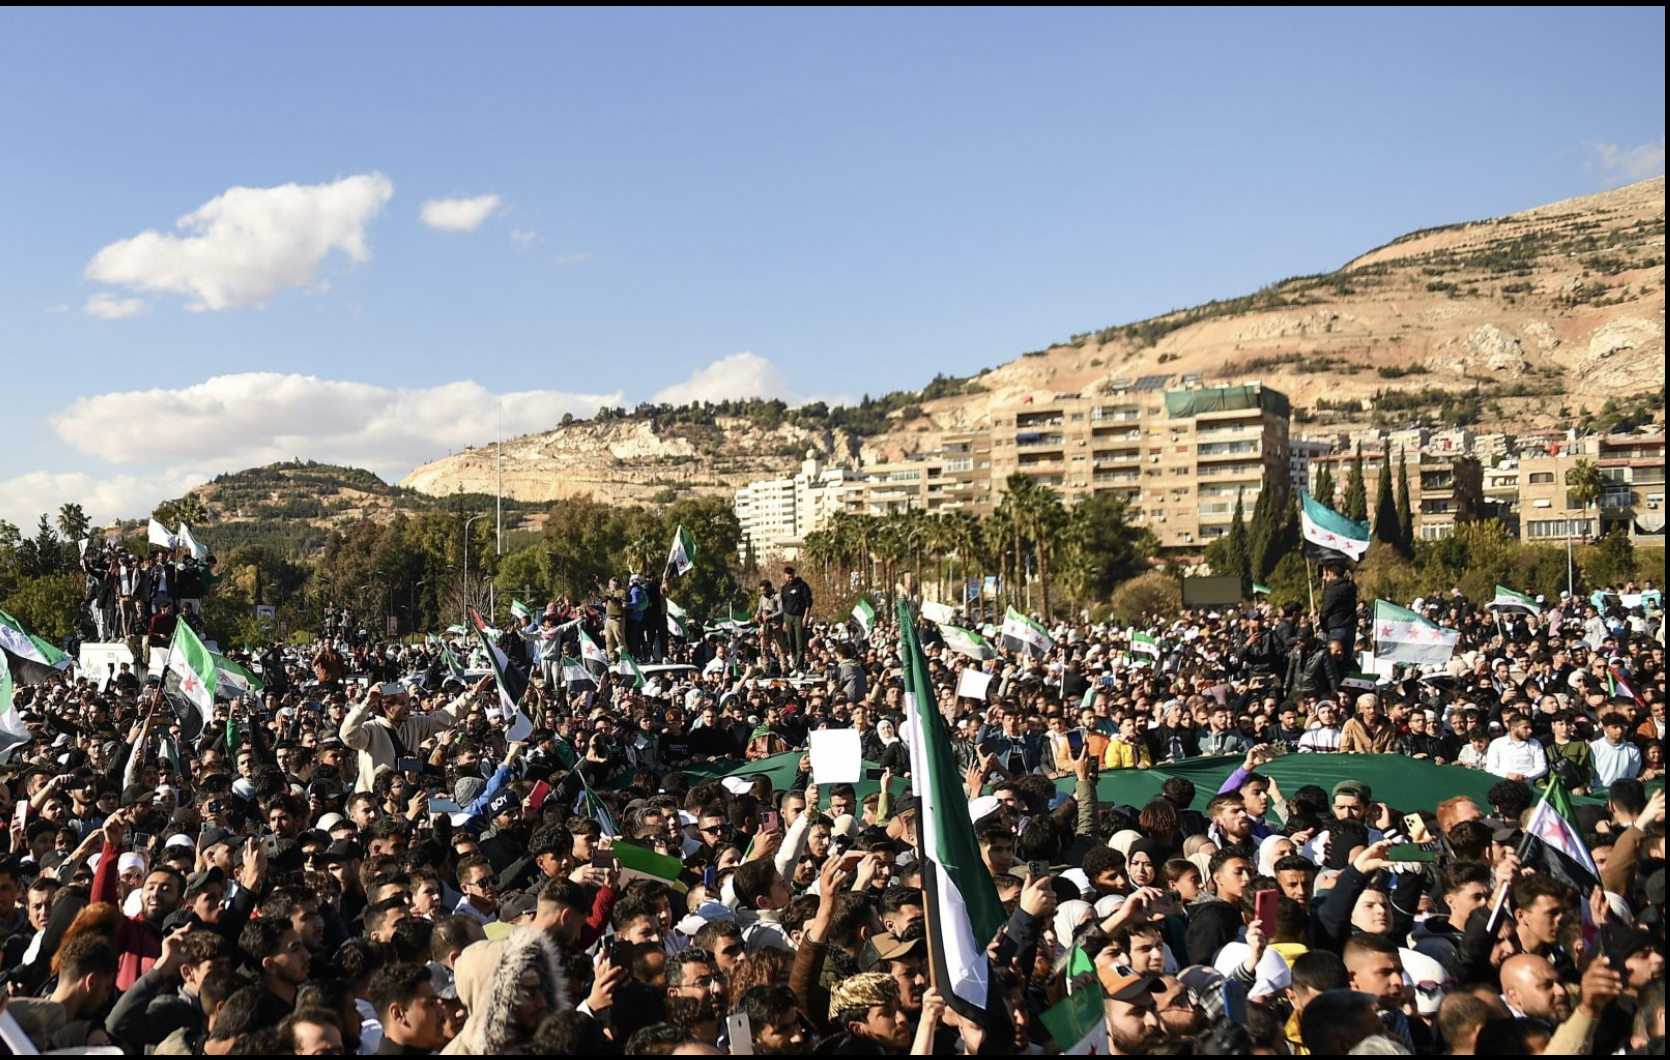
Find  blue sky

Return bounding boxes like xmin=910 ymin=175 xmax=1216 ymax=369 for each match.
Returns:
xmin=0 ymin=7 xmax=1663 ymax=529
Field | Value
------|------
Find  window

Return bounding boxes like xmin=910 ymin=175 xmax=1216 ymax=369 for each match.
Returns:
xmin=1527 ymin=519 xmax=1594 ymax=539
xmin=1528 ymin=472 xmax=1555 ymax=484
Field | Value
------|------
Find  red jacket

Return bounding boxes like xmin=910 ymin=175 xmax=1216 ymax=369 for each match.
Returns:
xmin=91 ymin=840 xmax=163 ymax=991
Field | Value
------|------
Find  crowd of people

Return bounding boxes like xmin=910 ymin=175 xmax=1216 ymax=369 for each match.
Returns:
xmin=0 ymin=561 xmax=1662 ymax=1054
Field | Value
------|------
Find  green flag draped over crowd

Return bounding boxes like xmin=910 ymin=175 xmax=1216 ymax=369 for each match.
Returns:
xmin=470 ymin=607 xmax=534 ymax=741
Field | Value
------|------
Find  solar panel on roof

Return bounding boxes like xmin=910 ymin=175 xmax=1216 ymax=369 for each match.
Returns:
xmin=1134 ymin=374 xmax=1171 ymax=391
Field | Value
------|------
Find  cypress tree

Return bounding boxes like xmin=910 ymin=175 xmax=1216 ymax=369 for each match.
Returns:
xmin=1373 ymin=448 xmax=1400 ymax=550
xmin=1248 ymin=478 xmax=1277 ymax=580
xmin=1313 ymin=461 xmax=1335 ymax=509
xmin=1396 ymin=447 xmax=1414 ymax=554
xmin=1224 ymin=488 xmax=1252 ymax=597
xmin=1344 ymin=442 xmax=1368 ymax=522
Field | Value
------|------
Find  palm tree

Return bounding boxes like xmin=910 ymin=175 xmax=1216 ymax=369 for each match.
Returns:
xmin=56 ymin=503 xmax=91 ymax=545
xmin=998 ymin=474 xmax=1066 ymax=617
xmin=1565 ymin=458 xmax=1604 ymax=543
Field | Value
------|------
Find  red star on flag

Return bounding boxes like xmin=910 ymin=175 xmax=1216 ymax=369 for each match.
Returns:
xmin=1378 ymin=625 xmax=1393 ymax=638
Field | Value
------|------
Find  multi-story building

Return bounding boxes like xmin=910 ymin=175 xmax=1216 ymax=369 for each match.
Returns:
xmin=1289 ymin=438 xmax=1335 ymax=493
xmin=988 ymin=379 xmax=1292 ymax=548
xmin=841 ymin=430 xmax=995 ymax=517
xmin=734 ymin=453 xmax=862 ymax=558
xmin=1519 ymin=432 xmax=1665 ymax=543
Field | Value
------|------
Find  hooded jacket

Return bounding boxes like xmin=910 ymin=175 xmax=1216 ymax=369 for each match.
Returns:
xmin=441 ymin=927 xmax=569 ymax=1054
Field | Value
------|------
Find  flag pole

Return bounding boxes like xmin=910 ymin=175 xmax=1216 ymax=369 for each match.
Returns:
xmin=1488 ymin=779 xmax=1555 ymax=934
xmin=1305 ymin=556 xmax=1317 ymax=620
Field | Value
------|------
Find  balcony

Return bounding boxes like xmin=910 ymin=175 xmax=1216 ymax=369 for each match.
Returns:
xmin=1197 ymin=441 xmax=1260 ymax=458
xmin=1016 ymin=433 xmax=1066 ymax=448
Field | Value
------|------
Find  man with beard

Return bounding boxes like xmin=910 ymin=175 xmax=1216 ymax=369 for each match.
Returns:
xmin=665 ymin=947 xmax=727 ymax=1047
xmin=89 ymin=810 xmax=187 ymax=990
xmin=1499 ymin=953 xmax=1572 ymax=1024
xmin=735 ymin=984 xmax=810 ymax=1055
xmin=1151 ymin=975 xmax=1205 ymax=1041
xmin=1098 ymin=968 xmax=1167 ymax=1055
xmin=478 ymin=792 xmax=529 ymax=872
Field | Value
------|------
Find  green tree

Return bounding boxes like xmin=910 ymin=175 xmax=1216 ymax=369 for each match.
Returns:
xmin=1579 ymin=529 xmax=1636 ymax=590
xmin=1056 ymin=494 xmax=1156 ymax=608
xmin=56 ymin=503 xmax=91 ymax=546
xmin=1220 ymin=489 xmax=1251 ymax=598
xmin=1313 ymin=461 xmax=1335 ymax=509
xmin=1373 ymin=449 xmax=1401 ymax=553
xmin=1344 ymin=443 xmax=1368 ymax=522
xmin=1110 ymin=571 xmax=1182 ymax=623
xmin=1564 ymin=458 xmax=1604 ymax=543
xmin=1247 ymin=480 xmax=1277 ymax=581
xmin=1395 ymin=449 xmax=1414 ymax=554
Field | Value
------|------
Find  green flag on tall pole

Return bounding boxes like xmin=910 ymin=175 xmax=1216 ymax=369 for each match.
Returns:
xmin=899 ymin=600 xmax=1005 ymax=1016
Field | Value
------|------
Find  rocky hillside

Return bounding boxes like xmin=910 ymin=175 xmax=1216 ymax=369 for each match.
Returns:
xmin=404 ymin=178 xmax=1665 ymax=496
xmin=402 ymin=416 xmax=864 ymax=507
xmin=894 ymin=177 xmax=1664 ymax=444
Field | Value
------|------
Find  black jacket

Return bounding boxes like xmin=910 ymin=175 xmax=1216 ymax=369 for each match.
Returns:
xmin=1319 ymin=578 xmax=1358 ymax=637
xmin=780 ymin=577 xmax=813 ymax=617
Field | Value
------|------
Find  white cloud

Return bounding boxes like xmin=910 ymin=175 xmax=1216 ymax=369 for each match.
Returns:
xmin=420 ymin=194 xmax=502 ymax=232
xmin=651 ymin=352 xmax=800 ymax=406
xmin=0 ymin=467 xmax=211 ymax=533
xmin=84 ymin=173 xmax=394 ymax=311
xmin=509 ymin=228 xmax=538 ymax=247
xmin=1590 ymin=135 xmax=1666 ymax=184
xmin=50 ymin=373 xmax=626 ymax=480
xmin=82 ymin=293 xmax=150 ymax=320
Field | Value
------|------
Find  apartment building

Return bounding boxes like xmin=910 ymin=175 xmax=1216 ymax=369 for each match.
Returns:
xmin=1518 ymin=432 xmax=1666 ymax=543
xmin=987 ymin=379 xmax=1292 ymax=549
xmin=841 ymin=430 xmax=995 ymax=517
xmin=1289 ymin=438 xmax=1334 ymax=493
xmin=734 ymin=453 xmax=862 ymax=558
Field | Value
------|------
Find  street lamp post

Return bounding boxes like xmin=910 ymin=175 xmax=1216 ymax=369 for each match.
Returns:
xmin=463 ymin=514 xmax=488 ymax=626
xmin=411 ymin=579 xmax=427 ymax=633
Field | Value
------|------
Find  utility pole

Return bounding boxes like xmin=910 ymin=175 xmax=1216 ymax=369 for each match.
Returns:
xmin=463 ymin=513 xmax=488 ymax=627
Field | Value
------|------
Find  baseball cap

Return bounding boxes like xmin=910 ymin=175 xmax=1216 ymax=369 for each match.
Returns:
xmin=1098 ymin=968 xmax=1163 ymax=1002
xmin=859 ymin=932 xmax=925 ymax=971
xmin=1331 ymin=780 xmax=1372 ymax=802
xmin=487 ymin=791 xmax=521 ymax=819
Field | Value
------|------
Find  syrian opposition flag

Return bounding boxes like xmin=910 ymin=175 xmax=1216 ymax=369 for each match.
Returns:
xmin=430 ymin=635 xmax=469 ymax=681
xmin=665 ymin=597 xmax=690 ymax=640
xmin=176 ymin=523 xmax=209 ymax=561
xmin=900 ymin=600 xmax=1006 ymax=1017
xmin=0 ymin=664 xmax=31 ymax=764
xmin=511 ymin=599 xmax=536 ymax=624
xmin=920 ymin=601 xmax=956 ymax=625
xmin=0 ymin=608 xmax=71 ymax=685
xmin=1339 ymin=672 xmax=1379 ymax=692
xmin=615 ymin=649 xmax=647 ymax=689
xmin=938 ymin=623 xmax=996 ymax=661
xmin=1252 ymin=582 xmax=1272 ymax=596
xmin=148 ymin=518 xmax=177 ymax=551
xmin=578 ymin=629 xmax=609 ymax=673
xmin=470 ymin=608 xmax=534 ymax=741
xmin=1607 ymin=665 xmax=1644 ymax=706
xmin=165 ymin=622 xmax=218 ymax=731
xmin=1128 ymin=629 xmax=1161 ymax=658
xmin=211 ymin=651 xmax=264 ymax=699
xmin=667 ymin=525 xmax=697 ymax=577
xmin=1300 ymin=490 xmax=1370 ymax=561
xmin=1489 ymin=585 xmax=1541 ymax=617
xmin=1001 ymin=606 xmax=1054 ymax=660
xmin=1372 ymin=600 xmax=1459 ymax=665
xmin=1039 ymin=946 xmax=1107 ymax=1054
xmin=560 ymin=655 xmax=598 ymax=692
xmin=613 ymin=839 xmax=687 ymax=892
xmin=852 ymin=597 xmax=877 ymax=638
xmin=1522 ymin=775 xmax=1601 ymax=897
xmin=573 ymin=780 xmax=618 ymax=838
